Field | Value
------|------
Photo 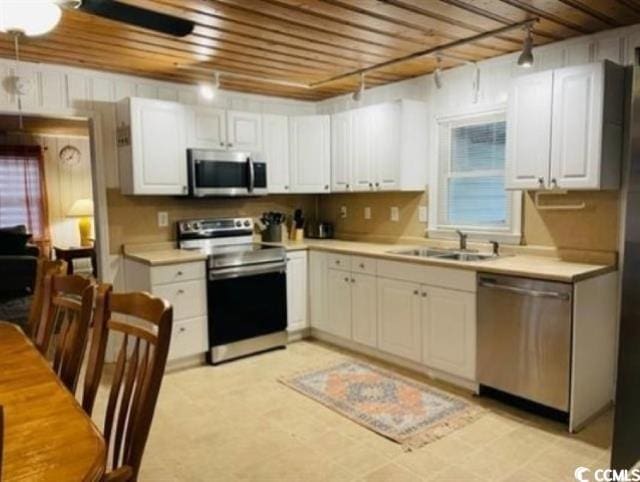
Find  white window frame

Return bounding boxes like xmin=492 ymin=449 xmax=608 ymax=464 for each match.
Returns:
xmin=428 ymin=105 xmax=522 ymax=244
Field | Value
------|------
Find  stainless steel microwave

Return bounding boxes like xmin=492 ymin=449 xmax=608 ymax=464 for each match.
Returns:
xmin=187 ymin=149 xmax=267 ymax=197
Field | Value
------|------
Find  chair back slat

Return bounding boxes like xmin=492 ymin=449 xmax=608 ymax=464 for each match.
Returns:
xmin=26 ymin=258 xmax=67 ymax=339
xmin=83 ymin=286 xmax=172 ymax=481
xmin=37 ymin=274 xmax=95 ymax=392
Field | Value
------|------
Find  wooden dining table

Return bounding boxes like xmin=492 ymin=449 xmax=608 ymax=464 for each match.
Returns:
xmin=0 ymin=322 xmax=105 ymax=481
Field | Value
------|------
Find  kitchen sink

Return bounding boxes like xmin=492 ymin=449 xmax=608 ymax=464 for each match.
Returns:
xmin=388 ymin=247 xmax=498 ymax=262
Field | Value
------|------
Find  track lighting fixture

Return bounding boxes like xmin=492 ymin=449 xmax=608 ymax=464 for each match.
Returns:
xmin=433 ymin=55 xmax=443 ymax=90
xmin=200 ymin=71 xmax=221 ymax=100
xmin=352 ymin=73 xmax=365 ymax=102
xmin=518 ymin=24 xmax=534 ymax=68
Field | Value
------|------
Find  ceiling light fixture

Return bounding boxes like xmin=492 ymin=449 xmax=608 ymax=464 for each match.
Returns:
xmin=0 ymin=0 xmax=62 ymax=37
xmin=433 ymin=55 xmax=443 ymax=90
xmin=517 ymin=23 xmax=534 ymax=68
xmin=199 ymin=71 xmax=221 ymax=101
xmin=352 ymin=73 xmax=365 ymax=102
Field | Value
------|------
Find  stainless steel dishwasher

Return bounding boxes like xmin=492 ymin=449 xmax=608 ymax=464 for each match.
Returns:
xmin=477 ymin=273 xmax=573 ymax=412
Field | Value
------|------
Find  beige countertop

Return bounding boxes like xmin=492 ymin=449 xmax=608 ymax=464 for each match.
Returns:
xmin=123 ymin=238 xmax=615 ymax=283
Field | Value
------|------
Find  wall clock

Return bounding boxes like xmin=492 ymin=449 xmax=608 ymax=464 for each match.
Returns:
xmin=58 ymin=145 xmax=81 ymax=168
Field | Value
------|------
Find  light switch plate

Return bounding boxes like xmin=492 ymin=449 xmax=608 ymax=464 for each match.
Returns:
xmin=419 ymin=206 xmax=428 ymax=223
xmin=157 ymin=211 xmax=169 ymax=228
xmin=340 ymin=206 xmax=348 ymax=219
xmin=390 ymin=206 xmax=400 ymax=222
xmin=364 ymin=207 xmax=371 ymax=220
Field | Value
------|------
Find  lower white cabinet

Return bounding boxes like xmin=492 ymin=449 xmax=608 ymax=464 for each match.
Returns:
xmin=376 ymin=277 xmax=422 ymax=362
xmin=123 ymin=258 xmax=208 ymax=361
xmin=351 ymin=272 xmax=377 ymax=348
xmin=326 ymin=268 xmax=353 ymax=338
xmin=286 ymin=251 xmax=308 ymax=332
xmin=421 ymin=287 xmax=476 ymax=380
xmin=308 ymin=251 xmax=477 ymax=382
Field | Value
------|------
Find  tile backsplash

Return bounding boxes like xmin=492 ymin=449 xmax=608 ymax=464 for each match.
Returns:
xmin=108 ymin=188 xmax=620 ymax=256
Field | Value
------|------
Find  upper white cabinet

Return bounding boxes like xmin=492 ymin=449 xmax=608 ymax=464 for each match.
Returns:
xmin=331 ymin=111 xmax=352 ymax=192
xmin=506 ymin=61 xmax=625 ymax=191
xmin=186 ymin=107 xmax=262 ymax=152
xmin=289 ymin=115 xmax=331 ymax=193
xmin=117 ymin=97 xmax=188 ymax=196
xmin=330 ymin=100 xmax=428 ymax=193
xmin=263 ymin=114 xmax=290 ymax=193
xmin=185 ymin=106 xmax=226 ymax=150
xmin=227 ymin=110 xmax=262 ymax=152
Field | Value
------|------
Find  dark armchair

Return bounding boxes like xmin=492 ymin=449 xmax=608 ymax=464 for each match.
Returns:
xmin=0 ymin=225 xmax=40 ymax=297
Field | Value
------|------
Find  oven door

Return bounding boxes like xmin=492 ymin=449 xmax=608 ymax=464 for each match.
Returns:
xmin=188 ymin=149 xmax=267 ymax=197
xmin=208 ymin=262 xmax=287 ymax=353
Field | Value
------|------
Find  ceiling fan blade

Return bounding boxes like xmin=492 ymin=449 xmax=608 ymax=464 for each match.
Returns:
xmin=78 ymin=0 xmax=195 ymax=37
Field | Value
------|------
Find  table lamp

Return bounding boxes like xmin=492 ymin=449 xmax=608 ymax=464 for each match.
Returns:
xmin=67 ymin=198 xmax=94 ymax=247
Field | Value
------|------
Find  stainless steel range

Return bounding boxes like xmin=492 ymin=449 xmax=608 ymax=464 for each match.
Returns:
xmin=177 ymin=217 xmax=287 ymax=364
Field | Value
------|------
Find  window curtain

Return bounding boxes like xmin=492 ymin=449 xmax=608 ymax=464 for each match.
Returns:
xmin=0 ymin=145 xmax=50 ymax=254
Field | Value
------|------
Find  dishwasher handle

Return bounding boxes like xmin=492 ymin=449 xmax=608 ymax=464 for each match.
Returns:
xmin=478 ymin=280 xmax=571 ymax=301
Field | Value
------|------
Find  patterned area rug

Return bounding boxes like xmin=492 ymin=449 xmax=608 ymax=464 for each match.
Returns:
xmin=280 ymin=359 xmax=485 ymax=449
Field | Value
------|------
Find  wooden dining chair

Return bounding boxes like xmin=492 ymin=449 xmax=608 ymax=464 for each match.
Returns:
xmin=26 ymin=258 xmax=67 ymax=339
xmin=83 ymin=285 xmax=173 ymax=482
xmin=35 ymin=274 xmax=96 ymax=393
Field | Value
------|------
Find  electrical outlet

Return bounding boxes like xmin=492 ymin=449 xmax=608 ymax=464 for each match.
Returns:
xmin=157 ymin=211 xmax=169 ymax=228
xmin=419 ymin=206 xmax=428 ymax=223
xmin=390 ymin=206 xmax=400 ymax=222
xmin=340 ymin=206 xmax=348 ymax=219
xmin=364 ymin=207 xmax=371 ymax=220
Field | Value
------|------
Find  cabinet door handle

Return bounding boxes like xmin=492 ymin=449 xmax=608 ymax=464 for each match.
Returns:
xmin=176 ymin=271 xmax=183 ymax=276
xmin=351 ymin=278 xmax=355 ymax=283
xmin=335 ymin=260 xmax=340 ymax=265
xmin=537 ymin=177 xmax=545 ymax=187
xmin=227 ymin=142 xmax=233 ymax=148
xmin=179 ymin=326 xmax=186 ymax=333
xmin=344 ymin=277 xmax=349 ymax=282
xmin=324 ymin=185 xmax=329 ymax=190
xmin=346 ymin=183 xmax=350 ymax=189
xmin=375 ymin=182 xmax=379 ymax=188
xmin=359 ymin=263 xmax=364 ymax=268
xmin=219 ymin=142 xmax=224 ymax=147
xmin=177 ymin=289 xmax=185 ymax=295
xmin=421 ymin=292 xmax=427 ymax=297
xmin=550 ymin=178 xmax=558 ymax=189
xmin=284 ymin=185 xmax=289 ymax=190
xmin=413 ymin=290 xmax=419 ymax=295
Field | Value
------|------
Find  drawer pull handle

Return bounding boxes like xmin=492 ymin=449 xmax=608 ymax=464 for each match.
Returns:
xmin=359 ymin=263 xmax=364 ymax=268
xmin=335 ymin=260 xmax=340 ymax=265
xmin=351 ymin=278 xmax=355 ymax=283
xmin=413 ymin=290 xmax=419 ymax=295
xmin=179 ymin=326 xmax=186 ymax=333
xmin=177 ymin=289 xmax=185 ymax=295
xmin=421 ymin=292 xmax=427 ymax=297
xmin=176 ymin=271 xmax=183 ymax=276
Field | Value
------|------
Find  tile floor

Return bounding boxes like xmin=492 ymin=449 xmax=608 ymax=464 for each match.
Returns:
xmin=114 ymin=340 xmax=612 ymax=481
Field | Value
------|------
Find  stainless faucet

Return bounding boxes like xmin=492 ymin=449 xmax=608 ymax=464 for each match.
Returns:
xmin=456 ymin=230 xmax=468 ymax=251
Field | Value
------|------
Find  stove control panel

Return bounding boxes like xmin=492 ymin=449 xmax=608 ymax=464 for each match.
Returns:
xmin=177 ymin=217 xmax=254 ymax=239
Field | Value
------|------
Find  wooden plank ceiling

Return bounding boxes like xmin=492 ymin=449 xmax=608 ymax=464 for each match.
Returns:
xmin=0 ymin=0 xmax=637 ymax=101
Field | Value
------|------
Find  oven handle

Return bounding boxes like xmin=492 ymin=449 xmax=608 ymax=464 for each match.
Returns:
xmin=209 ymin=261 xmax=285 ymax=281
xmin=247 ymin=156 xmax=255 ymax=193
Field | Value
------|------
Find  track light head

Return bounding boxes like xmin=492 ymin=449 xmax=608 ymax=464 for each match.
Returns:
xmin=518 ymin=25 xmax=534 ymax=68
xmin=433 ymin=55 xmax=443 ymax=89
xmin=352 ymin=73 xmax=365 ymax=102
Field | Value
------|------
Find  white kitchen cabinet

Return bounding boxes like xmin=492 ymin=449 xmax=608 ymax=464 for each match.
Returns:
xmin=505 ymin=71 xmax=553 ymax=190
xmin=117 ymin=97 xmax=188 ymax=195
xmin=309 ymin=251 xmax=329 ymax=330
xmin=327 ymin=268 xmax=353 ymax=338
xmin=122 ymin=258 xmax=208 ymax=361
xmin=377 ymin=277 xmax=422 ymax=362
xmin=506 ymin=61 xmax=624 ymax=191
xmin=185 ymin=106 xmax=227 ymax=150
xmin=289 ymin=115 xmax=331 ymax=193
xmin=227 ymin=110 xmax=262 ymax=152
xmin=352 ymin=107 xmax=374 ymax=191
xmin=329 ymin=100 xmax=428 ymax=193
xmin=351 ymin=273 xmax=377 ymax=348
xmin=263 ymin=114 xmax=290 ymax=193
xmin=421 ymin=287 xmax=476 ymax=380
xmin=331 ymin=111 xmax=352 ymax=192
xmin=286 ymin=251 xmax=308 ymax=332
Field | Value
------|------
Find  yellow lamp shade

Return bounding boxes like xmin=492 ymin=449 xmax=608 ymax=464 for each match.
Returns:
xmin=67 ymin=198 xmax=94 ymax=246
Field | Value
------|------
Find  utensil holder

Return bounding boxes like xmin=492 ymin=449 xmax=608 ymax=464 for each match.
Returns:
xmin=261 ymin=224 xmax=282 ymax=243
